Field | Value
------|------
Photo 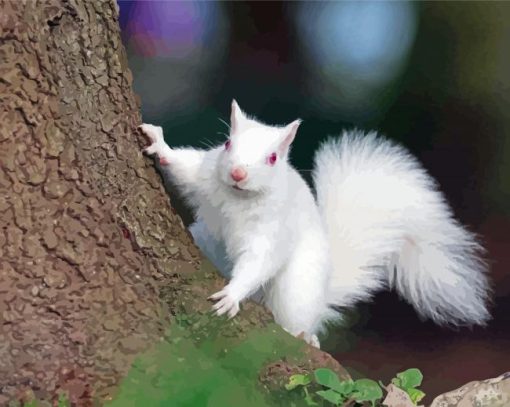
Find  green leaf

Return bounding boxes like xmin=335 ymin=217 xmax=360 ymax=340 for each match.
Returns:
xmin=352 ymin=378 xmax=383 ymax=407
xmin=336 ymin=380 xmax=355 ymax=395
xmin=316 ymin=389 xmax=344 ymax=405
xmin=285 ymin=374 xmax=312 ymax=391
xmin=314 ymin=368 xmax=353 ymax=394
xmin=391 ymin=377 xmax=402 ymax=388
xmin=396 ymin=368 xmax=423 ymax=390
xmin=407 ymin=387 xmax=426 ymax=405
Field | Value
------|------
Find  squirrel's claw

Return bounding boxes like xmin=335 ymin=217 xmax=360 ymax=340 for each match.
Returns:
xmin=227 ymin=305 xmax=239 ymax=319
xmin=139 ymin=123 xmax=171 ymax=165
xmin=208 ymin=290 xmax=226 ymax=301
xmin=210 ymin=288 xmax=240 ymax=319
xmin=138 ymin=123 xmax=164 ymax=144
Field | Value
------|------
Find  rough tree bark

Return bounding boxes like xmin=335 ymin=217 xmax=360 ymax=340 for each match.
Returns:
xmin=0 ymin=1 xmax=347 ymax=405
xmin=0 ymin=0 xmax=202 ymax=404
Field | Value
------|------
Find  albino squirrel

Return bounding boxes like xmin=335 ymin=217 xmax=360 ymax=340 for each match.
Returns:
xmin=139 ymin=100 xmax=490 ymax=348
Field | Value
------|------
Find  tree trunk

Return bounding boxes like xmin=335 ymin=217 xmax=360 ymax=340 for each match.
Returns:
xmin=0 ymin=1 xmax=348 ymax=405
xmin=0 ymin=0 xmax=202 ymax=403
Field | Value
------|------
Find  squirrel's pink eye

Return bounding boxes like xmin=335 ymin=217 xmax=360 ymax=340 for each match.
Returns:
xmin=224 ymin=140 xmax=231 ymax=151
xmin=267 ymin=152 xmax=277 ymax=166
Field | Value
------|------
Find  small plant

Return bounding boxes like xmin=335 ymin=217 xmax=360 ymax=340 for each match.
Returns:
xmin=390 ymin=368 xmax=425 ymax=405
xmin=285 ymin=367 xmax=425 ymax=406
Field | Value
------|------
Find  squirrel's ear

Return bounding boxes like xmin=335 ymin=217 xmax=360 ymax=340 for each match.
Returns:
xmin=230 ymin=99 xmax=247 ymax=134
xmin=278 ymin=119 xmax=302 ymax=155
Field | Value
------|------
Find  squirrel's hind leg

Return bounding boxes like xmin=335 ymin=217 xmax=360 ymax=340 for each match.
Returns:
xmin=265 ymin=263 xmax=329 ymax=349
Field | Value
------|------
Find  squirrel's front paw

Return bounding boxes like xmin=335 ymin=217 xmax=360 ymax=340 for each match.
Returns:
xmin=138 ymin=124 xmax=170 ymax=165
xmin=138 ymin=123 xmax=164 ymax=144
xmin=209 ymin=286 xmax=241 ymax=319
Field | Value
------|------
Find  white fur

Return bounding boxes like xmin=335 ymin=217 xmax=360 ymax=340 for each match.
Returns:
xmin=313 ymin=131 xmax=490 ymax=326
xmin=138 ymin=105 xmax=490 ymax=348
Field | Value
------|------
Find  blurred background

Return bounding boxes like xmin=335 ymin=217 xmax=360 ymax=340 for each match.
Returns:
xmin=118 ymin=0 xmax=510 ymax=400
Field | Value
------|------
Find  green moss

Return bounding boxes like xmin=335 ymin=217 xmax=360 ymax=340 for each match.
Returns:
xmin=107 ymin=313 xmax=310 ymax=407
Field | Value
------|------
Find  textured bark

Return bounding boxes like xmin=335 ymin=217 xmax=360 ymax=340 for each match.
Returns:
xmin=0 ymin=0 xmax=200 ymax=404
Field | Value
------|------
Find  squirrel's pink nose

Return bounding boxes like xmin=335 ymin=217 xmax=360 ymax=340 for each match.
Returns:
xmin=230 ymin=166 xmax=247 ymax=182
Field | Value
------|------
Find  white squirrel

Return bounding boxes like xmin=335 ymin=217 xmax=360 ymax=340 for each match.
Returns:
xmin=139 ymin=100 xmax=490 ymax=348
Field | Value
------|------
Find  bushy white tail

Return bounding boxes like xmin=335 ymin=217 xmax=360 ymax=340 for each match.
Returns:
xmin=313 ymin=131 xmax=491 ymax=326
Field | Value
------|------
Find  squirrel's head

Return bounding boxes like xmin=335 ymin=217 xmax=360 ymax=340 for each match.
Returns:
xmin=217 ymin=100 xmax=301 ymax=194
